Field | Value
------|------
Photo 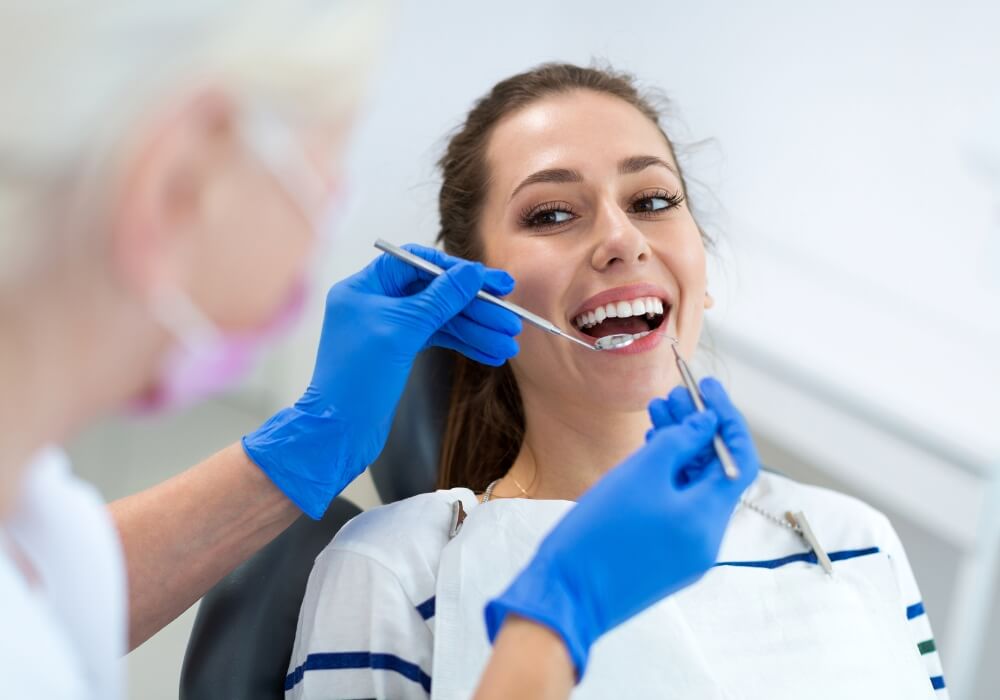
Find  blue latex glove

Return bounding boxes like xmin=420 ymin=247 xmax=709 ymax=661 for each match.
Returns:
xmin=484 ymin=378 xmax=760 ymax=679
xmin=648 ymin=378 xmax=754 ymax=486
xmin=243 ymin=244 xmax=522 ymax=518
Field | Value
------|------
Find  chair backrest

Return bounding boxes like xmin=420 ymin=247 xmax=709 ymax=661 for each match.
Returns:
xmin=179 ymin=497 xmax=362 ymax=700
xmin=180 ymin=348 xmax=457 ymax=699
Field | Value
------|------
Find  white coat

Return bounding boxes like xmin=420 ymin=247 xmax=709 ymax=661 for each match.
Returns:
xmin=0 ymin=447 xmax=125 ymax=700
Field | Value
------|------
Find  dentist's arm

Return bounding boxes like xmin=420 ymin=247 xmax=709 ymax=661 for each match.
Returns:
xmin=112 ymin=246 xmax=521 ymax=650
xmin=475 ymin=381 xmax=760 ymax=697
xmin=110 ymin=444 xmax=300 ymax=650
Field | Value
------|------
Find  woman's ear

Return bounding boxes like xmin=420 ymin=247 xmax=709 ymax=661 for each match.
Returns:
xmin=704 ymin=291 xmax=715 ymax=309
xmin=109 ymin=88 xmax=238 ymax=298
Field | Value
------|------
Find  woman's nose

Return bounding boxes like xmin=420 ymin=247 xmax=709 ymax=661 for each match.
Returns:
xmin=590 ymin=206 xmax=651 ymax=271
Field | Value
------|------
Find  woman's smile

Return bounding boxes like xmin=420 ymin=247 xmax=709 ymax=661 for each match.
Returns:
xmin=569 ymin=282 xmax=671 ymax=343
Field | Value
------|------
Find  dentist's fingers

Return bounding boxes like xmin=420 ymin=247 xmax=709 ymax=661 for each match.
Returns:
xmin=376 ymin=244 xmax=516 ymax=299
xmin=664 ymin=384 xmax=698 ymax=425
xmin=438 ymin=314 xmax=519 ymax=360
xmin=699 ymin=378 xmax=755 ymax=460
xmin=691 ymin=378 xmax=760 ymax=493
xmin=647 ymin=385 xmax=697 ymax=432
xmin=651 ymin=379 xmax=756 ymax=487
xmin=647 ymin=397 xmax=674 ymax=430
xmin=409 ymin=261 xmax=488 ymax=328
xmin=458 ymin=297 xmax=523 ymax=336
xmin=430 ymin=325 xmax=517 ymax=367
xmin=430 ymin=331 xmax=505 ymax=366
xmin=652 ymin=410 xmax=720 ymax=484
xmin=685 ymin=444 xmax=758 ymax=502
xmin=400 ymin=244 xmax=515 ymax=296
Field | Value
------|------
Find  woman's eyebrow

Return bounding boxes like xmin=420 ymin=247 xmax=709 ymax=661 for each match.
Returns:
xmin=509 ymin=167 xmax=583 ymax=201
xmin=618 ymin=155 xmax=678 ymax=176
xmin=509 ymin=156 xmax=679 ymax=201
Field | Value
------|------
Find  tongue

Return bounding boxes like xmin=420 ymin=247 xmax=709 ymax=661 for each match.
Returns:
xmin=587 ymin=316 xmax=649 ymax=339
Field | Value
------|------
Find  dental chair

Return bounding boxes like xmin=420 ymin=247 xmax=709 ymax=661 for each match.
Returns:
xmin=179 ymin=348 xmax=454 ymax=700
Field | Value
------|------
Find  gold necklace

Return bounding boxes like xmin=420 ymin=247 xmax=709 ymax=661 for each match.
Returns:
xmin=508 ymin=459 xmax=538 ymax=497
xmin=481 ymin=467 xmax=535 ymax=503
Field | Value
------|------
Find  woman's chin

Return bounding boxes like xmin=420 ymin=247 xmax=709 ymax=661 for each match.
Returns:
xmin=573 ymin=366 xmax=678 ymax=413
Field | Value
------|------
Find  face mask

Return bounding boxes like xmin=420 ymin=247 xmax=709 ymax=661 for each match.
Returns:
xmin=129 ymin=108 xmax=333 ymax=414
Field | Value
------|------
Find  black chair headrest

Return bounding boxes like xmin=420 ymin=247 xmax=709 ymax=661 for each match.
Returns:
xmin=368 ymin=347 xmax=455 ymax=503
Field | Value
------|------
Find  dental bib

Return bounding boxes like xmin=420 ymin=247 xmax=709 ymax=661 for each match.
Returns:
xmin=431 ymin=494 xmax=935 ymax=700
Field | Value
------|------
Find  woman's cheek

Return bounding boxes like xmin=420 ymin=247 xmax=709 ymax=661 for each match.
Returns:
xmin=492 ymin=243 xmax=559 ymax=309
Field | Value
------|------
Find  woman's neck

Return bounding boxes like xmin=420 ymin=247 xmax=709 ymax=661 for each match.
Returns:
xmin=504 ymin=387 xmax=651 ymax=501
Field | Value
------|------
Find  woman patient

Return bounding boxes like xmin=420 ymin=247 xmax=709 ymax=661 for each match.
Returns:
xmin=285 ymin=64 xmax=947 ymax=699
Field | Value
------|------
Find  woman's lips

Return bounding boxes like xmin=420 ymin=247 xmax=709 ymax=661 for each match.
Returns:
xmin=569 ymin=282 xmax=672 ymax=321
xmin=567 ymin=311 xmax=673 ymax=355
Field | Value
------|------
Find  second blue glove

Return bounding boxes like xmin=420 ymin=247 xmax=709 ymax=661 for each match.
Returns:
xmin=484 ymin=379 xmax=760 ymax=679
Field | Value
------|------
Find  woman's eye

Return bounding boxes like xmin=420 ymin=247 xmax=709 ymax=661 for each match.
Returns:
xmin=633 ymin=196 xmax=671 ymax=213
xmin=520 ymin=204 xmax=577 ymax=229
xmin=629 ymin=190 xmax=684 ymax=216
xmin=533 ymin=209 xmax=574 ymax=226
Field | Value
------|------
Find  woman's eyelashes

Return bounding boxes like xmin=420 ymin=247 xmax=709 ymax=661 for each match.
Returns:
xmin=628 ymin=189 xmax=685 ymax=217
xmin=518 ymin=200 xmax=579 ymax=231
xmin=517 ymin=189 xmax=685 ymax=232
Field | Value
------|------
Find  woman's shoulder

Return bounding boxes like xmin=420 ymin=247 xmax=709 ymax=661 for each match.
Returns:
xmin=314 ymin=487 xmax=479 ymax=587
xmin=756 ymin=470 xmax=896 ymax=547
xmin=333 ymin=488 xmax=477 ymax=550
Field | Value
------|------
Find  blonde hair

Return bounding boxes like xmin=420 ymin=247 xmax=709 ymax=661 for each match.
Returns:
xmin=0 ymin=0 xmax=387 ymax=286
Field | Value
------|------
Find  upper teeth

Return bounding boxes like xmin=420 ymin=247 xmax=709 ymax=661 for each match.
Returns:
xmin=574 ymin=297 xmax=666 ymax=329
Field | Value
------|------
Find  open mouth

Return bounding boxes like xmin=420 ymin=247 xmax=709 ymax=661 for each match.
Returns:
xmin=572 ymin=296 xmax=668 ymax=340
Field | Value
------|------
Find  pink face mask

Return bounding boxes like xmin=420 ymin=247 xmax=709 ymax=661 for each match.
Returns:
xmin=130 ymin=109 xmax=334 ymax=415
xmin=130 ymin=284 xmax=308 ymax=414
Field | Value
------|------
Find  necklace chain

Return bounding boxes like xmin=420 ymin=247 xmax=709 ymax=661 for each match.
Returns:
xmin=482 ymin=479 xmax=499 ymax=504
xmin=739 ymin=496 xmax=801 ymax=534
xmin=483 ymin=469 xmax=533 ymax=502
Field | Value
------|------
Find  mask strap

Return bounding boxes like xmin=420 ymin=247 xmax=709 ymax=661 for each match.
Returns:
xmin=149 ymin=286 xmax=222 ymax=353
xmin=238 ymin=106 xmax=327 ymax=227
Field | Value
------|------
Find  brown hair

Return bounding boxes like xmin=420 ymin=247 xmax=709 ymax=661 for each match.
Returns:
xmin=435 ymin=62 xmax=697 ymax=491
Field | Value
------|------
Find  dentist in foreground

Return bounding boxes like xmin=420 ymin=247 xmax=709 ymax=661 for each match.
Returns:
xmin=0 ymin=3 xmax=758 ymax=698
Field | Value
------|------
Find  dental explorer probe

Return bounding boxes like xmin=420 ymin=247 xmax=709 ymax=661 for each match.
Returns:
xmin=374 ymin=239 xmax=642 ymax=352
xmin=670 ymin=342 xmax=741 ymax=480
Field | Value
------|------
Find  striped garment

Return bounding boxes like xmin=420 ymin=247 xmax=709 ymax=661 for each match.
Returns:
xmin=286 ymin=472 xmax=947 ymax=698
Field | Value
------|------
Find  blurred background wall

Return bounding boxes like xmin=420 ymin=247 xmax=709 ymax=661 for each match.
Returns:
xmin=68 ymin=0 xmax=998 ymax=697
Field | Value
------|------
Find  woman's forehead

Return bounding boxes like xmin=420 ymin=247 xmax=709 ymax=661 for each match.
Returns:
xmin=486 ymin=90 xmax=676 ymax=190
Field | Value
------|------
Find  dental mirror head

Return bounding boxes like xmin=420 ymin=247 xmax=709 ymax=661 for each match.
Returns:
xmin=593 ymin=333 xmax=640 ymax=351
xmin=590 ymin=331 xmax=678 ymax=351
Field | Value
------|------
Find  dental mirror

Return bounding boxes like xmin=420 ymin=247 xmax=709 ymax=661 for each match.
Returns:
xmin=594 ymin=332 xmax=643 ymax=351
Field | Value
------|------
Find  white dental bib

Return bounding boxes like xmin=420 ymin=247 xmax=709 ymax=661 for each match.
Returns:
xmin=431 ymin=486 xmax=935 ymax=700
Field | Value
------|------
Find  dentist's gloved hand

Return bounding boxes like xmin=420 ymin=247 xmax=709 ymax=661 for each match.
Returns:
xmin=243 ymin=245 xmax=521 ymax=519
xmin=648 ymin=378 xmax=755 ymax=486
xmin=484 ymin=378 xmax=759 ymax=679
